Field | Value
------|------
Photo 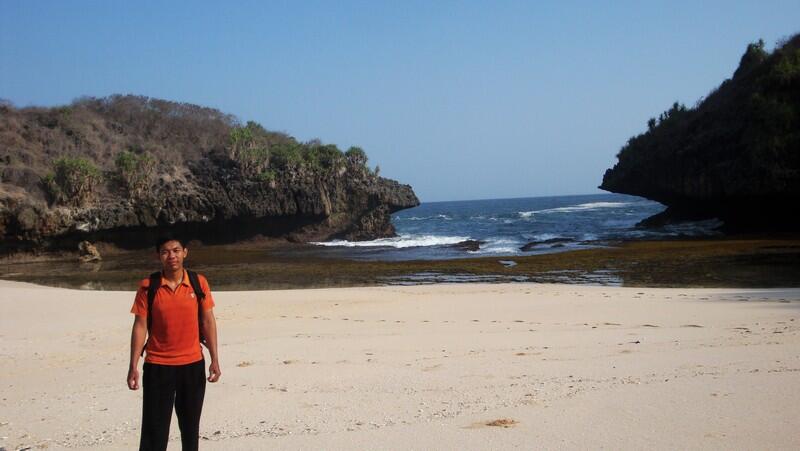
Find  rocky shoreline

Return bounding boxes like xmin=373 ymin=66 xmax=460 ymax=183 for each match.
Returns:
xmin=2 ymin=236 xmax=798 ymax=290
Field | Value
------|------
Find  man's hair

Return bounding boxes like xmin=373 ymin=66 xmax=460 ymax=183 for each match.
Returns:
xmin=155 ymin=233 xmax=187 ymax=252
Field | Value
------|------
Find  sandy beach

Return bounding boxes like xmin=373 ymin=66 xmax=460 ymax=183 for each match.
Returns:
xmin=1 ymin=279 xmax=799 ymax=450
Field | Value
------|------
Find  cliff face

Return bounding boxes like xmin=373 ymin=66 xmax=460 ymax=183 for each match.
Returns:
xmin=600 ymin=35 xmax=800 ymax=231
xmin=0 ymin=95 xmax=419 ymax=254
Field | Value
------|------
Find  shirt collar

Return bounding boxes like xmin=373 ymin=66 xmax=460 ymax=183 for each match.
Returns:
xmin=160 ymin=269 xmax=190 ymax=287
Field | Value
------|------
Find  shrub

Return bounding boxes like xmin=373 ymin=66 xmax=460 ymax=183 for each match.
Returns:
xmin=115 ymin=150 xmax=155 ymax=199
xmin=238 ymin=146 xmax=270 ymax=178
xmin=270 ymin=143 xmax=303 ymax=170
xmin=256 ymin=169 xmax=277 ymax=184
xmin=345 ymin=146 xmax=368 ymax=167
xmin=228 ymin=123 xmax=275 ymax=177
xmin=228 ymin=126 xmax=254 ymax=161
xmin=43 ymin=157 xmax=102 ymax=206
xmin=302 ymin=144 xmax=344 ymax=171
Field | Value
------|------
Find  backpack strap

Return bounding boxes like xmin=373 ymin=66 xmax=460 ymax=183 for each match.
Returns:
xmin=141 ymin=271 xmax=162 ymax=357
xmin=186 ymin=270 xmax=208 ymax=346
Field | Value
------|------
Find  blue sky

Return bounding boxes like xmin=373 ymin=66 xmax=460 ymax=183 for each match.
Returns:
xmin=1 ymin=1 xmax=798 ymax=202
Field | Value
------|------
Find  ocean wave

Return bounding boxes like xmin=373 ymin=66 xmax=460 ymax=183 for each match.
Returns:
xmin=521 ymin=201 xmax=631 ymax=215
xmin=310 ymin=234 xmax=470 ymax=248
xmin=521 ymin=232 xmax=565 ymax=241
xmin=398 ymin=214 xmax=453 ymax=221
xmin=467 ymin=238 xmax=522 ymax=255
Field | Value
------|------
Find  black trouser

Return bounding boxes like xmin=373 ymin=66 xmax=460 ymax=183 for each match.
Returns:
xmin=140 ymin=358 xmax=206 ymax=451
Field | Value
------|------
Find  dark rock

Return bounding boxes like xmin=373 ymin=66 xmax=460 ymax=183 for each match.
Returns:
xmin=448 ymin=240 xmax=485 ymax=251
xmin=634 ymin=207 xmax=719 ymax=228
xmin=78 ymin=240 xmax=101 ymax=262
xmin=520 ymin=237 xmax=572 ymax=252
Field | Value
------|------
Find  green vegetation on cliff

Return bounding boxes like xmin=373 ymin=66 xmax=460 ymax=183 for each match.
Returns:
xmin=0 ymin=95 xmax=419 ymax=253
xmin=42 ymin=157 xmax=101 ymax=207
xmin=0 ymin=95 xmax=374 ymax=205
xmin=601 ymin=33 xmax=800 ymax=229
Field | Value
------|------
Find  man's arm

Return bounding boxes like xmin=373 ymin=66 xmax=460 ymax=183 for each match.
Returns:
xmin=127 ymin=315 xmax=147 ymax=390
xmin=201 ymin=307 xmax=221 ymax=382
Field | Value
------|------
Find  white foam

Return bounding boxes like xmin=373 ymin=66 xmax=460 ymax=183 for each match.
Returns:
xmin=467 ymin=238 xmax=521 ymax=255
xmin=528 ymin=233 xmax=563 ymax=241
xmin=310 ymin=234 xmax=470 ymax=249
xmin=398 ymin=214 xmax=452 ymax=221
xmin=522 ymin=201 xmax=631 ymax=215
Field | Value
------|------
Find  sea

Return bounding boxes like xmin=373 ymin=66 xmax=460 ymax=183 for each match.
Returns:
xmin=310 ymin=193 xmax=722 ymax=261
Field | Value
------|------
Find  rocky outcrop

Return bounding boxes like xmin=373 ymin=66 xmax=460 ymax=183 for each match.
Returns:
xmin=0 ymin=95 xmax=419 ymax=254
xmin=600 ymin=35 xmax=800 ymax=231
xmin=78 ymin=240 xmax=101 ymax=262
xmin=519 ymin=238 xmax=571 ymax=251
xmin=447 ymin=240 xmax=485 ymax=252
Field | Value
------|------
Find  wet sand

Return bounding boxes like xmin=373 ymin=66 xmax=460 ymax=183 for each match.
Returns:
xmin=1 ymin=280 xmax=799 ymax=449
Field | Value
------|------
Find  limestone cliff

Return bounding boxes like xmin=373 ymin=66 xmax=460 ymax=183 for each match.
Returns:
xmin=600 ymin=34 xmax=800 ymax=231
xmin=0 ymin=95 xmax=419 ymax=254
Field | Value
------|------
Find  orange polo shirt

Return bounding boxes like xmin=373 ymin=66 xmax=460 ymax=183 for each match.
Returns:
xmin=131 ymin=270 xmax=215 ymax=365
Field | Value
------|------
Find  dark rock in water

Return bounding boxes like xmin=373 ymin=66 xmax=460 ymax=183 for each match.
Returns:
xmin=600 ymin=35 xmax=800 ymax=232
xmin=520 ymin=237 xmax=572 ymax=252
xmin=0 ymin=95 xmax=420 ymax=255
xmin=78 ymin=240 xmax=101 ymax=262
xmin=448 ymin=240 xmax=485 ymax=251
xmin=635 ymin=207 xmax=720 ymax=228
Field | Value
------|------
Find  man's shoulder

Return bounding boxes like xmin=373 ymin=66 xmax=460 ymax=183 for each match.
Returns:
xmin=137 ymin=272 xmax=162 ymax=289
xmin=192 ymin=271 xmax=211 ymax=290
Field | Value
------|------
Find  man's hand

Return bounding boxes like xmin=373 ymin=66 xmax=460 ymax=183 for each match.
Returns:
xmin=127 ymin=367 xmax=140 ymax=390
xmin=208 ymin=361 xmax=221 ymax=383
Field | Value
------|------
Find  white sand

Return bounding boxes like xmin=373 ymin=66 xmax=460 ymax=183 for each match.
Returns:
xmin=1 ymin=280 xmax=799 ymax=450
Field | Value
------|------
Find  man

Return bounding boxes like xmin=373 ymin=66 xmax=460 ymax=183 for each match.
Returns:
xmin=127 ymin=235 xmax=221 ymax=451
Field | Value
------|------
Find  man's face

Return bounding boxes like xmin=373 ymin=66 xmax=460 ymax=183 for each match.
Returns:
xmin=158 ymin=240 xmax=188 ymax=272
